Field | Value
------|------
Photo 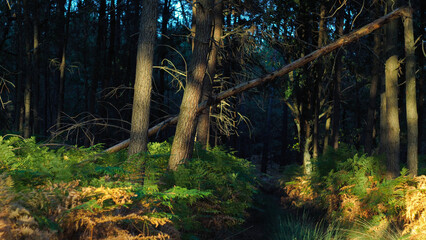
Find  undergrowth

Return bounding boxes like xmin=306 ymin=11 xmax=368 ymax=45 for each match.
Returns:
xmin=0 ymin=136 xmax=256 ymax=240
xmin=270 ymin=210 xmax=345 ymax=240
xmin=280 ymin=145 xmax=426 ymax=240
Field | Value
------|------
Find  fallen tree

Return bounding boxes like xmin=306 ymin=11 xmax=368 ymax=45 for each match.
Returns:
xmin=105 ymin=7 xmax=409 ymax=153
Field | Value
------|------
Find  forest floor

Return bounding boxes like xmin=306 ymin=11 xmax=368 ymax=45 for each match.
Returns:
xmin=224 ymin=160 xmax=288 ymax=240
xmin=224 ymin=159 xmax=330 ymax=240
xmin=232 ymin=191 xmax=283 ymax=240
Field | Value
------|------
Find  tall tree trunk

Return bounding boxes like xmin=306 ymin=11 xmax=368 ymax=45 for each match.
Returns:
xmin=402 ymin=8 xmax=418 ymax=176
xmin=331 ymin=10 xmax=344 ymax=149
xmin=355 ymin=71 xmax=361 ymax=149
xmin=56 ymin=0 xmax=71 ymax=130
xmin=323 ymin=111 xmax=331 ymax=153
xmin=55 ymin=0 xmax=65 ymax=129
xmin=113 ymin=0 xmax=123 ymax=89
xmin=43 ymin=47 xmax=50 ymax=135
xmin=312 ymin=84 xmax=319 ymax=158
xmin=280 ymin=103 xmax=289 ymax=167
xmin=89 ymin=0 xmax=106 ymax=115
xmin=155 ymin=0 xmax=171 ymax=124
xmin=303 ymin=121 xmax=312 ymax=174
xmin=99 ymin=0 xmax=110 ymax=119
xmin=23 ymin=0 xmax=31 ymax=138
xmin=168 ymin=0 xmax=213 ymax=171
xmin=365 ymin=27 xmax=381 ymax=154
xmin=379 ymin=90 xmax=387 ymax=154
xmin=261 ymin=91 xmax=273 ymax=173
xmin=105 ymin=7 xmax=411 ymax=154
xmin=196 ymin=0 xmax=223 ymax=148
xmin=418 ymin=0 xmax=425 ymax=154
xmin=106 ymin=0 xmax=116 ymax=102
xmin=15 ymin=11 xmax=24 ymax=133
xmin=384 ymin=1 xmax=400 ymax=178
xmin=313 ymin=4 xmax=326 ymax=158
xmin=32 ymin=1 xmax=40 ymax=136
xmin=128 ymin=0 xmax=159 ymax=155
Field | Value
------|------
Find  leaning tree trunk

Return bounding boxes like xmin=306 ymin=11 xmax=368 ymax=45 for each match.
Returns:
xmin=384 ymin=1 xmax=400 ymax=179
xmin=168 ymin=0 xmax=213 ymax=171
xmin=196 ymin=0 xmax=223 ymax=148
xmin=128 ymin=0 xmax=158 ymax=155
xmin=402 ymin=8 xmax=418 ymax=176
xmin=105 ymin=7 xmax=410 ymax=154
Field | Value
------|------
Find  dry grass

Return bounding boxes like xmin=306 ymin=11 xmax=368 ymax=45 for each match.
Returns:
xmin=281 ymin=176 xmax=317 ymax=208
xmin=0 ymin=175 xmax=176 ymax=240
xmin=281 ymin=173 xmax=426 ymax=239
xmin=60 ymin=185 xmax=173 ymax=240
xmin=0 ymin=175 xmax=57 ymax=240
xmin=403 ymin=175 xmax=426 ymax=239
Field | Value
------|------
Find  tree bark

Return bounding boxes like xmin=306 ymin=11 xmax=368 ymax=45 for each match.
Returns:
xmin=384 ymin=1 xmax=400 ymax=178
xmin=379 ymin=91 xmax=387 ymax=154
xmin=128 ymin=0 xmax=159 ymax=155
xmin=323 ymin=111 xmax=331 ymax=153
xmin=89 ymin=0 xmax=106 ymax=115
xmin=106 ymin=0 xmax=116 ymax=102
xmin=312 ymin=83 xmax=319 ymax=158
xmin=196 ymin=0 xmax=223 ymax=148
xmin=155 ymin=0 xmax=171 ymax=126
xmin=105 ymin=7 xmax=410 ymax=153
xmin=99 ymin=0 xmax=110 ymax=120
xmin=23 ymin=0 xmax=31 ymax=138
xmin=15 ymin=10 xmax=24 ymax=134
xmin=313 ymin=4 xmax=326 ymax=158
xmin=32 ymin=1 xmax=40 ymax=136
xmin=402 ymin=8 xmax=418 ymax=176
xmin=23 ymin=0 xmax=32 ymax=138
xmin=364 ymin=11 xmax=382 ymax=154
xmin=168 ymin=0 xmax=213 ymax=171
xmin=331 ymin=10 xmax=344 ymax=150
xmin=261 ymin=91 xmax=273 ymax=173
xmin=418 ymin=0 xmax=425 ymax=154
xmin=303 ymin=120 xmax=312 ymax=174
xmin=56 ymin=0 xmax=71 ymax=131
xmin=280 ymin=102 xmax=289 ymax=167
xmin=55 ymin=0 xmax=66 ymax=130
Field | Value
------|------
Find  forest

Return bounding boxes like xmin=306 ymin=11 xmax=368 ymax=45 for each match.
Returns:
xmin=0 ymin=0 xmax=425 ymax=239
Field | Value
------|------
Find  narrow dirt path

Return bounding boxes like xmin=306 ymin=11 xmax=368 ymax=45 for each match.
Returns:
xmin=229 ymin=190 xmax=284 ymax=240
xmin=224 ymin=160 xmax=286 ymax=240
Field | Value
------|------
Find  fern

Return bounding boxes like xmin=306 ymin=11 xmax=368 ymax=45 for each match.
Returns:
xmin=1 ymin=137 xmax=257 ymax=239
